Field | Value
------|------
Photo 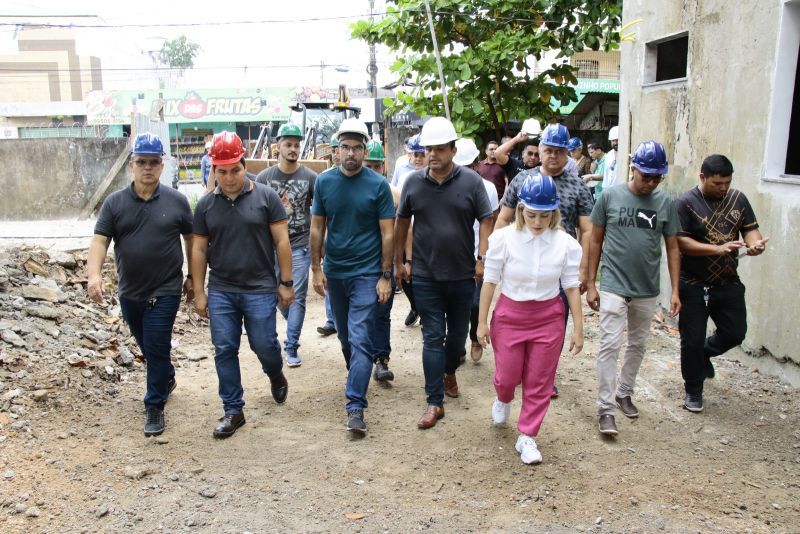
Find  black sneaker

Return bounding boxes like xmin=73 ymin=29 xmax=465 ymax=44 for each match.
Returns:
xmin=373 ymin=359 xmax=394 ymax=382
xmin=144 ymin=407 xmax=165 ymax=437
xmin=346 ymin=409 xmax=367 ymax=434
xmin=683 ymin=393 xmax=704 ymax=413
xmin=316 ymin=325 xmax=336 ymax=336
xmin=404 ymin=309 xmax=419 ymax=327
xmin=704 ymin=357 xmax=715 ymax=379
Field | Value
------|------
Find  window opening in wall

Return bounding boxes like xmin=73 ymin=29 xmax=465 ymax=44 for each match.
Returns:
xmin=644 ymin=32 xmax=688 ymax=84
xmin=786 ymin=46 xmax=800 ymax=175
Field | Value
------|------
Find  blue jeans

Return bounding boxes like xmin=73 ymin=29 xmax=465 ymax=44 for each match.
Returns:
xmin=120 ymin=294 xmax=181 ymax=410
xmin=413 ymin=277 xmax=474 ymax=407
xmin=374 ymin=278 xmax=396 ymax=361
xmin=327 ymin=275 xmax=379 ymax=411
xmin=323 ymin=294 xmax=336 ymax=329
xmin=276 ymin=246 xmax=311 ymax=356
xmin=208 ymin=290 xmax=283 ymax=414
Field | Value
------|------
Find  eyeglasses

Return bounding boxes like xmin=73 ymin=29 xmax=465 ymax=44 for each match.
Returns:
xmin=640 ymin=173 xmax=664 ymax=184
xmin=339 ymin=144 xmax=365 ymax=154
xmin=133 ymin=158 xmax=163 ymax=167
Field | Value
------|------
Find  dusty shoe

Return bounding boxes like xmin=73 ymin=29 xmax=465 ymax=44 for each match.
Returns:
xmin=598 ymin=414 xmax=619 ymax=436
xmin=683 ymin=393 xmax=704 ymax=413
xmin=515 ymin=435 xmax=542 ymax=464
xmin=491 ymin=398 xmax=511 ymax=425
xmin=286 ymin=353 xmax=302 ymax=368
xmin=346 ymin=409 xmax=367 ymax=434
xmin=213 ymin=413 xmax=245 ymax=439
xmin=417 ymin=405 xmax=445 ymax=429
xmin=615 ymin=395 xmax=639 ymax=418
xmin=470 ymin=342 xmax=483 ymax=363
xmin=144 ymin=407 xmax=165 ymax=437
xmin=316 ymin=325 xmax=336 ymax=336
xmin=373 ymin=358 xmax=394 ymax=382
xmin=443 ymin=373 xmax=459 ymax=398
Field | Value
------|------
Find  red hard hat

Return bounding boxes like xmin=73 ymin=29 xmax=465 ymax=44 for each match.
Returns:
xmin=209 ymin=131 xmax=246 ymax=166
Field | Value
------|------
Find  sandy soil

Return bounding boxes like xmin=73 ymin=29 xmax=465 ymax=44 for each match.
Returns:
xmin=1 ymin=289 xmax=799 ymax=533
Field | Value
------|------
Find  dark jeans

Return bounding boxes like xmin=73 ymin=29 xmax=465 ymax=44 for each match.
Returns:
xmin=413 ymin=277 xmax=474 ymax=407
xmin=208 ymin=290 xmax=283 ymax=414
xmin=328 ymin=275 xmax=380 ymax=411
xmin=120 ymin=294 xmax=181 ymax=410
xmin=469 ymin=279 xmax=483 ymax=343
xmin=402 ymin=277 xmax=416 ymax=311
xmin=679 ymin=281 xmax=747 ymax=395
xmin=374 ymin=277 xmax=396 ymax=361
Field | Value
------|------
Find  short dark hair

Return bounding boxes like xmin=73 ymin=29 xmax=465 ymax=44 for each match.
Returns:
xmin=587 ymin=143 xmax=604 ymax=151
xmin=701 ymin=154 xmax=734 ymax=177
xmin=486 ymin=140 xmax=499 ymax=148
xmin=522 ymin=139 xmax=539 ymax=149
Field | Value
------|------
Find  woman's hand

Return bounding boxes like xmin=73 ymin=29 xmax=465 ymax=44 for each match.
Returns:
xmin=569 ymin=330 xmax=584 ymax=356
xmin=476 ymin=321 xmax=491 ymax=348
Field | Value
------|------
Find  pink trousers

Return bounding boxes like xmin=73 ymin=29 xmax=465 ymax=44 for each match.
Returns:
xmin=490 ymin=294 xmax=565 ymax=436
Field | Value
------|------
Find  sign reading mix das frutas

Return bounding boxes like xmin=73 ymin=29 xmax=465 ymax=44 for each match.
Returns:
xmin=85 ymin=87 xmax=338 ymax=125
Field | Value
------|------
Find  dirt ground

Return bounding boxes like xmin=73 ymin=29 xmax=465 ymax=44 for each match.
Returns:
xmin=1 ymin=288 xmax=799 ymax=533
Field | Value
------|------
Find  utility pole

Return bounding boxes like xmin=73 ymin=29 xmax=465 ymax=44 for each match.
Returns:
xmin=423 ymin=0 xmax=450 ymax=120
xmin=367 ymin=0 xmax=378 ymax=98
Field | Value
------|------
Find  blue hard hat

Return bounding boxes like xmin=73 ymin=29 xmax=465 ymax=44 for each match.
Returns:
xmin=131 ymin=133 xmax=164 ymax=155
xmin=406 ymin=134 xmax=425 ymax=154
xmin=631 ymin=140 xmax=669 ymax=174
xmin=518 ymin=174 xmax=560 ymax=211
xmin=567 ymin=137 xmax=583 ymax=151
xmin=539 ymin=123 xmax=570 ymax=149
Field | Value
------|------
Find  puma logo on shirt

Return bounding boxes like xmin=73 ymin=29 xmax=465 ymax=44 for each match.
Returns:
xmin=616 ymin=207 xmax=658 ymax=230
xmin=637 ymin=210 xmax=657 ymax=228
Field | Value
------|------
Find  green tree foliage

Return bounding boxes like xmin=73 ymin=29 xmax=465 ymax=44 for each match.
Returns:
xmin=159 ymin=35 xmax=201 ymax=70
xmin=352 ymin=0 xmax=622 ymax=137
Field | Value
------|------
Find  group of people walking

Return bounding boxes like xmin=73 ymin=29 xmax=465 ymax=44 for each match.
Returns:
xmin=87 ymin=115 xmax=768 ymax=466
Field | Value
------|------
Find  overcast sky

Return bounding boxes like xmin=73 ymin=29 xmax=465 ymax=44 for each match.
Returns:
xmin=1 ymin=0 xmax=398 ymax=92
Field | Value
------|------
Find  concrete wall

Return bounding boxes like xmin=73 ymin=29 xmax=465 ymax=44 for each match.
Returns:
xmin=620 ymin=0 xmax=800 ymax=383
xmin=385 ymin=126 xmax=418 ymax=179
xmin=0 ymin=138 xmax=130 ymax=220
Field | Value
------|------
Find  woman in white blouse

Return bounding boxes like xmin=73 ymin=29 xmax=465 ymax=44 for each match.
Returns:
xmin=476 ymin=174 xmax=584 ymax=465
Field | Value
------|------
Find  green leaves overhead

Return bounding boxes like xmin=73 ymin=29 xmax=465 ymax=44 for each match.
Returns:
xmin=351 ymin=0 xmax=622 ymax=138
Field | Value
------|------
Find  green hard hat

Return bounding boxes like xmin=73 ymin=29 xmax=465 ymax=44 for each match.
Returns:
xmin=276 ymin=123 xmax=303 ymax=139
xmin=365 ymin=140 xmax=385 ymax=161
xmin=330 ymin=135 xmax=339 ymax=148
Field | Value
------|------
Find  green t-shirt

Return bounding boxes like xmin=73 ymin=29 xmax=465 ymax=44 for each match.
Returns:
xmin=590 ymin=183 xmax=680 ymax=298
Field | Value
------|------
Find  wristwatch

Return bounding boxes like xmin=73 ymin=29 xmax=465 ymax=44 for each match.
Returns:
xmin=476 ymin=255 xmax=485 ymax=262
xmin=280 ymin=279 xmax=294 ymax=287
xmin=382 ymin=270 xmax=393 ymax=280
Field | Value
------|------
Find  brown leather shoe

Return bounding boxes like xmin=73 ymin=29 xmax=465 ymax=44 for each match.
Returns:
xmin=443 ymin=373 xmax=459 ymax=398
xmin=615 ymin=395 xmax=639 ymax=418
xmin=470 ymin=342 xmax=483 ymax=363
xmin=417 ymin=405 xmax=445 ymax=429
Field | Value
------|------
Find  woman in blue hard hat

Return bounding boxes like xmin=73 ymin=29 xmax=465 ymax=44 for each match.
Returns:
xmin=476 ymin=174 xmax=584 ymax=465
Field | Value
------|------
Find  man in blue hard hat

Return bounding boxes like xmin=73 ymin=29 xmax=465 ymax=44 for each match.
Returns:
xmin=87 ymin=133 xmax=194 ymax=438
xmin=586 ymin=140 xmax=682 ymax=437
xmin=675 ymin=154 xmax=769 ymax=413
xmin=256 ymin=123 xmax=317 ymax=368
xmin=496 ymin=123 xmax=594 ymax=398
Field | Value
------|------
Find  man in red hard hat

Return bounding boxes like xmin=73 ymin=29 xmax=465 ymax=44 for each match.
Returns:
xmin=87 ymin=133 xmax=194 ymax=438
xmin=191 ymin=131 xmax=296 ymax=439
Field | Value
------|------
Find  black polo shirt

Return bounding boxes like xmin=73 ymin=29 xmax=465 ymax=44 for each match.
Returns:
xmin=397 ymin=164 xmax=494 ymax=281
xmin=95 ymin=182 xmax=193 ymax=301
xmin=193 ymin=178 xmax=287 ymax=293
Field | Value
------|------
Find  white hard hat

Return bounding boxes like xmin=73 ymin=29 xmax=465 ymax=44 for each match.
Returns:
xmin=204 ymin=141 xmax=212 ymax=149
xmin=336 ymin=118 xmax=370 ymax=144
xmin=453 ymin=138 xmax=480 ymax=166
xmin=418 ymin=116 xmax=458 ymax=146
xmin=521 ymin=118 xmax=541 ymax=136
xmin=608 ymin=126 xmax=619 ymax=141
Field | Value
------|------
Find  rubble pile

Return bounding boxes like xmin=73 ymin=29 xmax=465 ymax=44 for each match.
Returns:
xmin=0 ymin=245 xmax=153 ymax=430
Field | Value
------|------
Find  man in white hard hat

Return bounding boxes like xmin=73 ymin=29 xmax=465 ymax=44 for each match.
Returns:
xmin=603 ymin=126 xmax=620 ymax=191
xmin=454 ymin=138 xmax=499 ymax=364
xmin=310 ymin=118 xmax=396 ymax=435
xmin=394 ymin=118 xmax=494 ymax=429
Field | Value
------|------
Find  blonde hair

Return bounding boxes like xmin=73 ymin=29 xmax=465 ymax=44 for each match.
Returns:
xmin=514 ymin=202 xmax=562 ymax=231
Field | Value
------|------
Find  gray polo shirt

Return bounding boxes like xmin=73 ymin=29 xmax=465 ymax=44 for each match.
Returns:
xmin=193 ymin=178 xmax=287 ymax=293
xmin=95 ymin=182 xmax=193 ymax=301
xmin=255 ymin=165 xmax=317 ymax=249
xmin=397 ymin=164 xmax=494 ymax=281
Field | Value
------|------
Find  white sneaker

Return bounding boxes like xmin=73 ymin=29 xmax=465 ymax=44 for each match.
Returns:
xmin=491 ymin=398 xmax=511 ymax=424
xmin=515 ymin=435 xmax=543 ymax=464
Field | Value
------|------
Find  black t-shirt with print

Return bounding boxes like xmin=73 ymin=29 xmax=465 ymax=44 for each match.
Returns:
xmin=675 ymin=186 xmax=759 ymax=286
